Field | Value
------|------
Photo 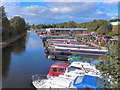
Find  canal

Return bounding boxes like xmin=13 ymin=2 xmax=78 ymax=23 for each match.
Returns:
xmin=2 ymin=31 xmax=98 ymax=88
xmin=2 ymin=31 xmax=64 ymax=88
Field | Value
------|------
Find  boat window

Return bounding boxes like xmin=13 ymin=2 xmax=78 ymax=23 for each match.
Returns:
xmin=71 ymin=50 xmax=76 ymax=52
xmin=85 ymin=68 xmax=94 ymax=72
xmin=58 ymin=68 xmax=64 ymax=72
xmin=52 ymin=68 xmax=57 ymax=72
xmin=75 ymin=76 xmax=83 ymax=84
xmin=68 ymin=66 xmax=82 ymax=72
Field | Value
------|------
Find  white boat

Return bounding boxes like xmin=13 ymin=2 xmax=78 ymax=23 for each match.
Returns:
xmin=63 ymin=61 xmax=101 ymax=78
xmin=32 ymin=61 xmax=100 ymax=89
xmin=32 ymin=74 xmax=78 ymax=88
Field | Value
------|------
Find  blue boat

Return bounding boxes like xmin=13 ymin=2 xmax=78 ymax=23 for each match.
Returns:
xmin=73 ymin=75 xmax=108 ymax=89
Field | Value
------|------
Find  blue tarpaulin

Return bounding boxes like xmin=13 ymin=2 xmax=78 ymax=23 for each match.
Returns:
xmin=90 ymin=60 xmax=104 ymax=66
xmin=73 ymin=75 xmax=108 ymax=88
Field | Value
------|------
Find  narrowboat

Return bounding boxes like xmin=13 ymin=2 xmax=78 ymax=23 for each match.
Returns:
xmin=47 ymin=46 xmax=108 ymax=56
xmin=47 ymin=54 xmax=69 ymax=61
xmin=47 ymin=43 xmax=94 ymax=49
xmin=46 ymin=39 xmax=86 ymax=45
xmin=47 ymin=62 xmax=70 ymax=78
xmin=46 ymin=38 xmax=80 ymax=43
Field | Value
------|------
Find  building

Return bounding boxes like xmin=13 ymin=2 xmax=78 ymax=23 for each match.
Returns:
xmin=110 ymin=21 xmax=119 ymax=31
xmin=46 ymin=28 xmax=87 ymax=35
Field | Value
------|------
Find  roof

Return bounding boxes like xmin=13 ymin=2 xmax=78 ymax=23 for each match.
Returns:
xmin=46 ymin=28 xmax=87 ymax=31
xmin=51 ymin=62 xmax=69 ymax=68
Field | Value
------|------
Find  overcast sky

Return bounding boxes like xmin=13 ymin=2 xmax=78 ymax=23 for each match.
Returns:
xmin=1 ymin=0 xmax=119 ymax=24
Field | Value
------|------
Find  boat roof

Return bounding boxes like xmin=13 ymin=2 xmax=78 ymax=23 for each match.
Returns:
xmin=46 ymin=28 xmax=87 ymax=31
xmin=51 ymin=62 xmax=69 ymax=68
xmin=48 ymin=76 xmax=73 ymax=88
xmin=69 ymin=62 xmax=96 ymax=70
xmin=55 ymin=46 xmax=108 ymax=52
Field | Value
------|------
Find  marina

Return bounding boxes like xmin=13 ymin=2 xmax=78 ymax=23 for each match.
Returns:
xmin=2 ymin=31 xmax=106 ymax=88
xmin=1 ymin=2 xmax=119 ymax=89
xmin=31 ymin=31 xmax=113 ymax=89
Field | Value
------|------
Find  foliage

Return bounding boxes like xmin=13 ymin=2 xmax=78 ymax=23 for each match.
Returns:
xmin=109 ymin=19 xmax=120 ymax=22
xmin=97 ymin=45 xmax=120 ymax=88
xmin=1 ymin=6 xmax=27 ymax=42
xmin=26 ymin=23 xmax=30 ymax=30
xmin=1 ymin=6 xmax=12 ymax=41
xmin=10 ymin=16 xmax=26 ymax=34
xmin=108 ymin=24 xmax=119 ymax=36
xmin=29 ymin=19 xmax=115 ymax=35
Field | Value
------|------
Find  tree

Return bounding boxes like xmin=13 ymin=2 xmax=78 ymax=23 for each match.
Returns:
xmin=67 ymin=21 xmax=76 ymax=28
xmin=97 ymin=44 xmax=120 ymax=88
xmin=52 ymin=23 xmax=56 ymax=28
xmin=46 ymin=24 xmax=52 ymax=28
xmin=1 ymin=6 xmax=12 ymax=41
xmin=25 ymin=23 xmax=30 ymax=30
xmin=35 ymin=25 xmax=40 ymax=29
xmin=97 ymin=25 xmax=106 ymax=35
xmin=108 ymin=24 xmax=119 ymax=36
xmin=10 ymin=16 xmax=26 ymax=35
xmin=109 ymin=19 xmax=120 ymax=22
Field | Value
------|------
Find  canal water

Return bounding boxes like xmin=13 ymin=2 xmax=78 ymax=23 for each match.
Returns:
xmin=2 ymin=31 xmax=98 ymax=88
xmin=2 ymin=31 xmax=64 ymax=88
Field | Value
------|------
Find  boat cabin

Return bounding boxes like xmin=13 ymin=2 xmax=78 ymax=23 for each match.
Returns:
xmin=48 ymin=62 xmax=70 ymax=77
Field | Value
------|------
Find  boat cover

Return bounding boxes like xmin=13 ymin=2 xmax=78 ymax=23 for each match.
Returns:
xmin=73 ymin=75 xmax=108 ymax=88
xmin=69 ymin=56 xmax=82 ymax=60
xmin=90 ymin=60 xmax=104 ymax=66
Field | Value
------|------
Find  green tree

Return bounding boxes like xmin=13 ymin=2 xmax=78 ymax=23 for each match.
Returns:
xmin=109 ymin=19 xmax=120 ymax=22
xmin=35 ymin=25 xmax=39 ymax=29
xmin=10 ymin=16 xmax=26 ymax=35
xmin=52 ymin=23 xmax=56 ymax=28
xmin=97 ymin=45 xmax=120 ymax=88
xmin=46 ymin=24 xmax=52 ymax=28
xmin=67 ymin=21 xmax=76 ymax=28
xmin=97 ymin=25 xmax=106 ymax=35
xmin=25 ymin=23 xmax=30 ymax=30
xmin=1 ymin=6 xmax=12 ymax=41
xmin=108 ymin=24 xmax=119 ymax=36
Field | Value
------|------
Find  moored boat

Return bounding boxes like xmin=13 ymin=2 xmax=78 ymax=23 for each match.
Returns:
xmin=47 ymin=62 xmax=70 ymax=78
xmin=47 ymin=46 xmax=108 ymax=56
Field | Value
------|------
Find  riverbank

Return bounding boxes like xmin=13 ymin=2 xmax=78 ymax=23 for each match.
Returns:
xmin=0 ymin=32 xmax=26 ymax=49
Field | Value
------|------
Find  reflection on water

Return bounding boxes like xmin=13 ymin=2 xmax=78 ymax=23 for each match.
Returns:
xmin=2 ymin=34 xmax=27 ymax=78
xmin=2 ymin=31 xmax=64 ymax=88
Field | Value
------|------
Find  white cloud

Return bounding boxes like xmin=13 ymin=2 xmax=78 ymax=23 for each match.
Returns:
xmin=97 ymin=11 xmax=104 ymax=14
xmin=2 ymin=2 xmax=118 ymax=24
xmin=106 ymin=13 xmax=118 ymax=19
xmin=50 ymin=7 xmax=71 ymax=13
